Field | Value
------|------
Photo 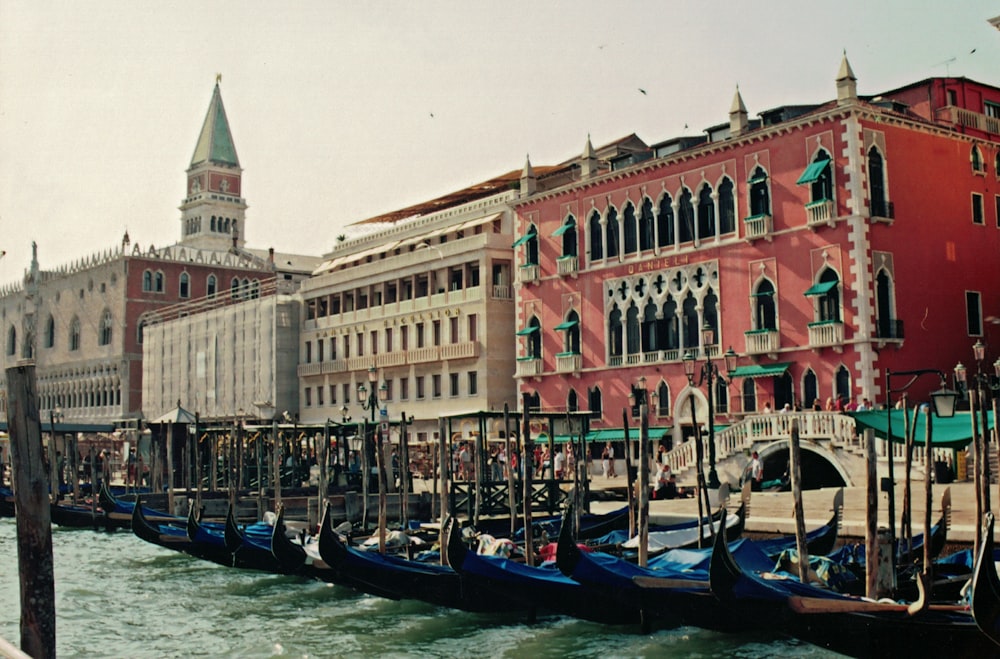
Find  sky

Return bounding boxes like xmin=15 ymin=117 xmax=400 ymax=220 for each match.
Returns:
xmin=1 ymin=1 xmax=998 ymax=286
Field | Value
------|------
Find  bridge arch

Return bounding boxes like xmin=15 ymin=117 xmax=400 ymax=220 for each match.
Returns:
xmin=752 ymin=439 xmax=852 ymax=490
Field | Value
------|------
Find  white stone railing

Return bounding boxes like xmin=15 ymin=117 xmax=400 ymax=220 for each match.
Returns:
xmin=805 ymin=199 xmax=835 ymax=227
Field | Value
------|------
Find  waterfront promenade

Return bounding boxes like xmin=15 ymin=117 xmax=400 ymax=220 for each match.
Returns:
xmin=587 ymin=476 xmax=988 ymax=544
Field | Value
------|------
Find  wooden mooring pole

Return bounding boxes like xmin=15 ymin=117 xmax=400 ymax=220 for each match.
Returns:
xmin=7 ymin=364 xmax=57 ymax=659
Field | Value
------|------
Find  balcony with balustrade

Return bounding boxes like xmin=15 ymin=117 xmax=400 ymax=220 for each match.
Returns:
xmin=743 ymin=213 xmax=773 ymax=242
xmin=556 ymin=352 xmax=581 ymax=374
xmin=516 ymin=356 xmax=542 ymax=377
xmin=805 ymin=199 xmax=835 ymax=228
xmin=744 ymin=328 xmax=780 ymax=355
xmin=808 ymin=320 xmax=844 ymax=348
xmin=556 ymin=255 xmax=578 ymax=277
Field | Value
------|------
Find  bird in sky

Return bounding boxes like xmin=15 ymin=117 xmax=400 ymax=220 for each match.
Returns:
xmin=429 ymin=112 xmax=435 ymax=118
xmin=638 ymin=88 xmax=647 ymax=95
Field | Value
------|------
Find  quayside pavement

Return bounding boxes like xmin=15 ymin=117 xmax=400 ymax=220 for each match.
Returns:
xmin=587 ymin=476 xmax=990 ymax=544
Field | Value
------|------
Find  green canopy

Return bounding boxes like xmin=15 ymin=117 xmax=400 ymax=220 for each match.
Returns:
xmin=850 ymin=410 xmax=995 ymax=448
xmin=585 ymin=427 xmax=671 ymax=442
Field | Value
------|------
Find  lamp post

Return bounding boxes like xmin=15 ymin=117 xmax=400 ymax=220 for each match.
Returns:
xmin=357 ymin=365 xmax=390 ymax=552
xmin=338 ymin=404 xmax=352 ymax=488
xmin=883 ymin=368 xmax=958 ymax=594
xmin=683 ymin=324 xmax=737 ymax=489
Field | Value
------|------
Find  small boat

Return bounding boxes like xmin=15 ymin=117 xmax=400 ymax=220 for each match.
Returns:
xmin=445 ymin=515 xmax=641 ymax=625
xmin=318 ymin=510 xmax=522 ymax=613
xmin=709 ymin=507 xmax=993 ymax=657
xmin=971 ymin=512 xmax=1000 ymax=647
xmin=49 ymin=500 xmax=123 ymax=531
xmin=223 ymin=505 xmax=288 ymax=574
xmin=130 ymin=495 xmax=235 ymax=567
xmin=100 ymin=482 xmax=184 ymax=528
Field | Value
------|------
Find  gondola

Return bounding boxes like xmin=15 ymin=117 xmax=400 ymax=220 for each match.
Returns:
xmin=100 ymin=482 xmax=185 ymax=528
xmin=445 ymin=515 xmax=640 ymax=625
xmin=223 ymin=504 xmax=289 ymax=574
xmin=49 ymin=500 xmax=123 ymax=530
xmin=709 ymin=507 xmax=994 ymax=657
xmin=317 ymin=509 xmax=523 ymax=613
xmin=267 ymin=504 xmax=307 ymax=574
xmin=753 ymin=488 xmax=843 ymax=560
xmin=971 ymin=512 xmax=1000 ymax=647
xmin=555 ymin=500 xmax=762 ymax=631
xmin=130 ymin=494 xmax=235 ymax=566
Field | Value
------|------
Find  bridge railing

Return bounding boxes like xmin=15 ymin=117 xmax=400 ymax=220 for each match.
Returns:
xmin=665 ymin=410 xmax=955 ymax=482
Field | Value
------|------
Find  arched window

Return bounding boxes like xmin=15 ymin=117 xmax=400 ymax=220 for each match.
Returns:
xmin=521 ymin=224 xmax=539 ymax=266
xmin=154 ymin=271 xmax=164 ymax=293
xmin=875 ymin=269 xmax=896 ymax=338
xmin=809 ymin=150 xmax=833 ymax=203
xmin=142 ymin=270 xmax=153 ymax=292
xmin=207 ymin=274 xmax=217 ymax=297
xmin=754 ymin=279 xmax=777 ymax=330
xmin=567 ymin=389 xmax=579 ymax=413
xmin=697 ymin=184 xmax=715 ymax=241
xmin=868 ymin=147 xmax=888 ymax=217
xmin=608 ymin=305 xmax=623 ymax=358
xmin=657 ymin=194 xmax=675 ymax=248
xmin=561 ymin=310 xmax=581 ymax=354
xmin=230 ymin=277 xmax=241 ymax=299
xmin=560 ymin=215 xmax=577 ymax=258
xmin=803 ymin=369 xmax=819 ymax=410
xmin=527 ymin=391 xmax=541 ymax=412
xmin=588 ymin=387 xmax=603 ymax=417
xmin=703 ymin=288 xmax=719 ymax=342
xmin=835 ymin=366 xmax=851 ymax=404
xmin=605 ymin=207 xmax=620 ymax=259
xmin=625 ymin=302 xmax=640 ymax=355
xmin=98 ymin=309 xmax=113 ymax=346
xmin=589 ymin=210 xmax=603 ymax=260
xmin=526 ymin=316 xmax=541 ymax=359
xmin=655 ymin=381 xmax=670 ymax=416
xmin=69 ymin=317 xmax=81 ymax=351
xmin=775 ymin=372 xmax=794 ymax=410
xmin=971 ymin=145 xmax=984 ymax=173
xmin=682 ymin=292 xmax=699 ymax=351
xmin=748 ymin=166 xmax=770 ymax=217
xmin=211 ymin=216 xmax=217 ymax=232
xmin=718 ymin=178 xmax=735 ymax=234
xmin=678 ymin=188 xmax=695 ymax=243
xmin=250 ymin=279 xmax=260 ymax=299
xmin=742 ymin=379 xmax=757 ymax=412
xmin=660 ymin=295 xmax=679 ymax=351
xmin=639 ymin=198 xmax=655 ymax=251
xmin=715 ymin=377 xmax=729 ymax=413
xmin=816 ymin=268 xmax=841 ymax=323
xmin=623 ymin=202 xmax=637 ymax=254
xmin=44 ymin=315 xmax=55 ymax=349
xmin=179 ymin=272 xmax=190 ymax=298
xmin=5 ymin=325 xmax=15 ymax=356
xmin=241 ymin=278 xmax=251 ymax=299
xmin=641 ymin=299 xmax=658 ymax=353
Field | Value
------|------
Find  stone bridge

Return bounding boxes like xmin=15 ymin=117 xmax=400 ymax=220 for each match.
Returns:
xmin=663 ymin=411 xmax=957 ymax=490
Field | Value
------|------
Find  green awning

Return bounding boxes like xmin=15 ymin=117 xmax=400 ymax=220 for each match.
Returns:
xmin=554 ymin=319 xmax=578 ymax=330
xmin=851 ymin=410 xmax=994 ymax=448
xmin=585 ymin=427 xmax=670 ymax=442
xmin=512 ymin=229 xmax=537 ymax=248
xmin=515 ymin=325 xmax=539 ymax=336
xmin=729 ymin=362 xmax=791 ymax=379
xmin=796 ymin=159 xmax=830 ymax=185
xmin=552 ymin=221 xmax=575 ymax=237
xmin=804 ymin=280 xmax=838 ymax=296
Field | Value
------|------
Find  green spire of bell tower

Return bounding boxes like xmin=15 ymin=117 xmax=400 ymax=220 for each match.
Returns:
xmin=179 ymin=77 xmax=247 ymax=251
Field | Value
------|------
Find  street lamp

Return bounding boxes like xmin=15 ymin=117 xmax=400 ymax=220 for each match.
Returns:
xmin=357 ymin=366 xmax=387 ymax=423
xmin=683 ymin=324 xmax=737 ymax=489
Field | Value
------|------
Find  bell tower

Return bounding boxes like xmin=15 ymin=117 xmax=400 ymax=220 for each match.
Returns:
xmin=179 ymin=78 xmax=248 ymax=250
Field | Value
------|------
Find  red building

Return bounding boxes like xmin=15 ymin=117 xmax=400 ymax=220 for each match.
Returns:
xmin=511 ymin=57 xmax=1000 ymax=458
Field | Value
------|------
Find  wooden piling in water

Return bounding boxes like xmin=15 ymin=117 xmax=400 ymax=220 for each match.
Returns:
xmin=789 ymin=419 xmax=809 ymax=583
xmin=6 ymin=364 xmax=57 ymax=659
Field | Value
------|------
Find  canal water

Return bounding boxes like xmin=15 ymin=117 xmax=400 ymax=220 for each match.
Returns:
xmin=0 ymin=519 xmax=842 ymax=658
